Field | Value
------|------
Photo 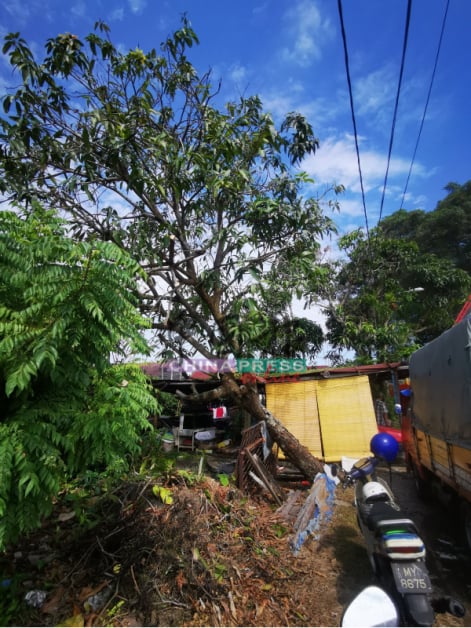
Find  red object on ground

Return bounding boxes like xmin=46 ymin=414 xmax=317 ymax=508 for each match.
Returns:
xmin=378 ymin=425 xmax=403 ymax=444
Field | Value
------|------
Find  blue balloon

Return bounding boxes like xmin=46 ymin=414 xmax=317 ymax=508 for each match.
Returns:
xmin=370 ymin=432 xmax=399 ymax=463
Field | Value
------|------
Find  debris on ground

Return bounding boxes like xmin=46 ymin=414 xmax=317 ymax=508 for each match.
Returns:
xmin=1 ymin=445 xmax=470 ymax=626
xmin=0 ymin=465 xmax=358 ymax=627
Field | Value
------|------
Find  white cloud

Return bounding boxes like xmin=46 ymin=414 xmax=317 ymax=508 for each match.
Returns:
xmin=351 ymin=65 xmax=440 ymax=149
xmin=128 ymin=0 xmax=146 ymax=15
xmin=2 ymin=0 xmax=32 ymax=24
xmin=110 ymin=7 xmax=125 ymax=21
xmin=260 ymin=92 xmax=295 ymax=119
xmin=1 ymin=0 xmax=60 ymax=28
xmin=300 ymin=132 xmax=432 ymax=232
xmin=252 ymin=1 xmax=269 ymax=15
xmin=71 ymin=1 xmax=86 ymax=18
xmin=354 ymin=67 xmax=395 ymax=120
xmin=303 ymin=134 xmax=420 ymax=193
xmin=260 ymin=86 xmax=336 ymax=129
xmin=228 ymin=63 xmax=248 ymax=85
xmin=333 ymin=197 xmax=366 ymax=219
xmin=280 ymin=0 xmax=334 ymax=67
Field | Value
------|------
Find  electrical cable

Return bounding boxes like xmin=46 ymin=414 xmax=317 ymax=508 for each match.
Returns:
xmin=337 ymin=0 xmax=370 ymax=239
xmin=400 ymin=0 xmax=450 ymax=209
xmin=378 ymin=0 xmax=413 ymax=224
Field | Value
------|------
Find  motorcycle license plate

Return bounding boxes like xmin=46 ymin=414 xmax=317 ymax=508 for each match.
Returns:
xmin=391 ymin=562 xmax=432 ymax=593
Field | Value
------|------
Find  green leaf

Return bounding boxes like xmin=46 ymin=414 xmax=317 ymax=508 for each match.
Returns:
xmin=217 ymin=473 xmax=230 ymax=487
xmin=152 ymin=485 xmax=173 ymax=504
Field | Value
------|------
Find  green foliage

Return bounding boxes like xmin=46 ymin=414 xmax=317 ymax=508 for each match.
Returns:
xmin=217 ymin=473 xmax=230 ymax=487
xmin=152 ymin=485 xmax=173 ymax=504
xmin=257 ymin=316 xmax=324 ymax=360
xmin=0 ymin=206 xmax=157 ymax=549
xmin=138 ymin=448 xmax=176 ymax=479
xmin=104 ymin=599 xmax=126 ymax=624
xmin=272 ymin=522 xmax=288 ymax=538
xmin=0 ymin=205 xmax=150 ymax=398
xmin=381 ymin=181 xmax=471 ymax=274
xmin=324 ymin=225 xmax=471 ymax=364
xmin=155 ymin=390 xmax=181 ymax=416
xmin=0 ymin=574 xmax=26 ymax=625
xmin=0 ymin=19 xmax=336 ymax=363
xmin=66 ymin=364 xmax=157 ymax=474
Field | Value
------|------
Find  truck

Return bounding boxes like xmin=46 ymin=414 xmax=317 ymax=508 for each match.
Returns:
xmin=402 ymin=315 xmax=471 ymax=550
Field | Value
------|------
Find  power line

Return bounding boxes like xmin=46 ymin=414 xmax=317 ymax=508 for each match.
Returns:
xmin=400 ymin=0 xmax=450 ymax=209
xmin=378 ymin=0 xmax=413 ymax=224
xmin=337 ymin=0 xmax=370 ymax=239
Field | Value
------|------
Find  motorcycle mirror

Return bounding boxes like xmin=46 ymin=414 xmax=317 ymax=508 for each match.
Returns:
xmin=341 ymin=585 xmax=399 ymax=627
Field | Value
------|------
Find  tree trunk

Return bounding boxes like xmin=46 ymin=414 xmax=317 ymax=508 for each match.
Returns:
xmin=176 ymin=373 xmax=325 ymax=479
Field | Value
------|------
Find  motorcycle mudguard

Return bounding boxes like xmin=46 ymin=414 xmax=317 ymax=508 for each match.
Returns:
xmin=401 ymin=592 xmax=435 ymax=627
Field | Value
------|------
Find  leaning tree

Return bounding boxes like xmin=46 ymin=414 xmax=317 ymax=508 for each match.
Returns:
xmin=0 ymin=19 xmax=340 ymax=477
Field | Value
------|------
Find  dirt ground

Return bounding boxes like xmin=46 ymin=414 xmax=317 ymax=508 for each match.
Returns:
xmin=1 ymin=454 xmax=470 ymax=627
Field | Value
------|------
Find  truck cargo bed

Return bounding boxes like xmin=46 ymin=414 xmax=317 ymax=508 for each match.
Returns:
xmin=409 ymin=317 xmax=471 ymax=447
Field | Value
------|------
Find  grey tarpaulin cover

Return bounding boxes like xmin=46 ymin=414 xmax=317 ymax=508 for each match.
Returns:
xmin=409 ymin=316 xmax=471 ymax=447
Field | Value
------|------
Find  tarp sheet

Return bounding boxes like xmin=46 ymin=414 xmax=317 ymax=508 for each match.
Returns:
xmin=409 ymin=316 xmax=471 ymax=447
xmin=289 ymin=470 xmax=337 ymax=555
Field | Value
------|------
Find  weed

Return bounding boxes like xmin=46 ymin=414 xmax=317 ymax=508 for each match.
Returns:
xmin=272 ymin=522 xmax=288 ymax=538
xmin=217 ymin=473 xmax=230 ymax=486
xmin=213 ymin=562 xmax=227 ymax=583
xmin=0 ymin=575 xmax=26 ymax=626
xmin=105 ymin=599 xmax=125 ymax=623
xmin=175 ymin=469 xmax=199 ymax=485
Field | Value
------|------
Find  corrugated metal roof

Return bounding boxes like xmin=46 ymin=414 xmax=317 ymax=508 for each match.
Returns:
xmin=141 ymin=360 xmax=408 ymax=382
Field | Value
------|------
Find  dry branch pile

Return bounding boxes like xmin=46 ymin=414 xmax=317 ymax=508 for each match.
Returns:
xmin=2 ymin=473 xmax=359 ymax=627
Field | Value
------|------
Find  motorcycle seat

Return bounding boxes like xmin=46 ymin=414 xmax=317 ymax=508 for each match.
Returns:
xmin=363 ymin=502 xmax=416 ymax=533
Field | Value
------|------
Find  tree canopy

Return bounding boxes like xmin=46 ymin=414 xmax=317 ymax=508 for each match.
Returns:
xmin=0 ymin=19 xmax=334 ymax=495
xmin=380 ymin=181 xmax=471 ymax=274
xmin=0 ymin=19 xmax=338 ymax=365
xmin=258 ymin=316 xmax=324 ymax=360
xmin=2 ymin=21 xmax=469 ymax=372
xmin=323 ymin=183 xmax=471 ymax=364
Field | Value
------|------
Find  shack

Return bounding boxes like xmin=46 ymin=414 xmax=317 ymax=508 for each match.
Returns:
xmin=265 ymin=363 xmax=408 ymax=462
xmin=142 ymin=360 xmax=408 ymax=463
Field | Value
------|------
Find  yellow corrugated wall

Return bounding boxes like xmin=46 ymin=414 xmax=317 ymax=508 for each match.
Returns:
xmin=317 ymin=376 xmax=378 ymax=462
xmin=265 ymin=375 xmax=377 ymax=462
xmin=265 ymin=379 xmax=323 ymax=457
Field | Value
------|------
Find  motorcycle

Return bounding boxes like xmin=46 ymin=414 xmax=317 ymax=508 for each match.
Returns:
xmin=338 ymin=433 xmax=465 ymax=627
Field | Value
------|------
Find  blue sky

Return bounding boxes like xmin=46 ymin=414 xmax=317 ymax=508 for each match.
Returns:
xmin=1 ymin=0 xmax=469 ymax=240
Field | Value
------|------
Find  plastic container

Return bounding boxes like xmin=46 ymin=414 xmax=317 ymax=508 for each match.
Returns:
xmin=195 ymin=428 xmax=216 ymax=441
xmin=161 ymin=432 xmax=175 ymax=452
